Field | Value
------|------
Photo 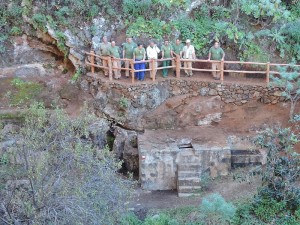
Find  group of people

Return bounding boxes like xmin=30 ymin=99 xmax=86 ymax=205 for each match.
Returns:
xmin=96 ymin=36 xmax=225 ymax=81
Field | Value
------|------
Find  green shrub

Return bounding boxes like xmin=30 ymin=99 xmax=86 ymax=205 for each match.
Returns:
xmin=199 ymin=193 xmax=236 ymax=225
xmin=9 ymin=78 xmax=43 ymax=106
xmin=240 ymin=0 xmax=291 ymax=23
xmin=32 ymin=13 xmax=47 ymax=32
xmin=253 ymin=198 xmax=286 ymax=222
xmin=119 ymin=96 xmax=129 ymax=109
xmin=120 ymin=213 xmax=142 ymax=225
xmin=143 ymin=213 xmax=179 ymax=225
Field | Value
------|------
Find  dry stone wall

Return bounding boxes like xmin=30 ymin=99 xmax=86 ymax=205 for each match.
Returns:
xmin=86 ymin=75 xmax=285 ymax=130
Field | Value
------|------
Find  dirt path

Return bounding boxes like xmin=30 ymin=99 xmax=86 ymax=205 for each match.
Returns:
xmin=130 ymin=175 xmax=260 ymax=219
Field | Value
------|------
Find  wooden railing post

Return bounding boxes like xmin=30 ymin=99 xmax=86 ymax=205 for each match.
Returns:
xmin=152 ymin=59 xmax=155 ymax=81
xmin=266 ymin=62 xmax=270 ymax=83
xmin=130 ymin=60 xmax=135 ymax=84
xmin=90 ymin=50 xmax=95 ymax=74
xmin=220 ymin=59 xmax=224 ymax=81
xmin=108 ymin=57 xmax=113 ymax=81
xmin=176 ymin=55 xmax=180 ymax=78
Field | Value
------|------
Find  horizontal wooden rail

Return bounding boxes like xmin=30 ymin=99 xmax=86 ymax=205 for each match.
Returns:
xmin=224 ymin=70 xmax=266 ymax=74
xmin=85 ymin=50 xmax=300 ymax=84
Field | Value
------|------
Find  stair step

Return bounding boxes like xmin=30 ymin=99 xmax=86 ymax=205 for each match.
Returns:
xmin=177 ymin=179 xmax=200 ymax=186
xmin=177 ymin=163 xmax=202 ymax=171
xmin=177 ymin=185 xmax=202 ymax=193
xmin=178 ymin=192 xmax=201 ymax=197
xmin=178 ymin=171 xmax=202 ymax=177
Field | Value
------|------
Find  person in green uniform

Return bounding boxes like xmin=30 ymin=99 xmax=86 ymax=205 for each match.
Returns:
xmin=98 ymin=36 xmax=111 ymax=76
xmin=123 ymin=37 xmax=137 ymax=78
xmin=171 ymin=39 xmax=184 ymax=76
xmin=208 ymin=41 xmax=225 ymax=80
xmin=108 ymin=41 xmax=121 ymax=79
xmin=133 ymin=43 xmax=146 ymax=81
xmin=161 ymin=40 xmax=172 ymax=78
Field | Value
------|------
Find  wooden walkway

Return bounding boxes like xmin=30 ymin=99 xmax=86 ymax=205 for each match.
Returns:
xmin=85 ymin=51 xmax=300 ymax=84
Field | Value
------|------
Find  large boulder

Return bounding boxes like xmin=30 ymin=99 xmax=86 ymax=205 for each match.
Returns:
xmin=88 ymin=119 xmax=110 ymax=149
xmin=113 ymin=127 xmax=138 ymax=174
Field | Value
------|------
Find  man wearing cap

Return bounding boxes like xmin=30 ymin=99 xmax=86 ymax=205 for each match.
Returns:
xmin=146 ymin=41 xmax=160 ymax=78
xmin=161 ymin=40 xmax=172 ymax=78
xmin=182 ymin=39 xmax=196 ymax=77
xmin=172 ymin=39 xmax=184 ymax=76
xmin=108 ymin=41 xmax=121 ymax=79
xmin=208 ymin=41 xmax=225 ymax=80
xmin=98 ymin=36 xmax=111 ymax=77
xmin=123 ymin=37 xmax=137 ymax=78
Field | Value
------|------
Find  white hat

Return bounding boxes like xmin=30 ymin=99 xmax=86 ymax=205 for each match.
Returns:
xmin=186 ymin=39 xmax=191 ymax=43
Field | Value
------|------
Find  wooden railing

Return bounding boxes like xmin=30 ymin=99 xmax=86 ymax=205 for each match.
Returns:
xmin=85 ymin=50 xmax=300 ymax=84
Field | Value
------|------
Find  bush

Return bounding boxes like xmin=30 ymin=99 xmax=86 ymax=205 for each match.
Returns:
xmin=240 ymin=0 xmax=291 ymax=24
xmin=255 ymin=126 xmax=300 ymax=210
xmin=199 ymin=193 xmax=236 ymax=225
xmin=143 ymin=213 xmax=179 ymax=225
xmin=253 ymin=198 xmax=286 ymax=222
xmin=0 ymin=103 xmax=133 ymax=224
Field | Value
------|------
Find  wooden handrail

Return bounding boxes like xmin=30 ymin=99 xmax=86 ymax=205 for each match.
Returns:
xmin=85 ymin=51 xmax=299 ymax=84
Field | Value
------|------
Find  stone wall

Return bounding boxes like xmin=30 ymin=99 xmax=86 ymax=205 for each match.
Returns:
xmin=86 ymin=75 xmax=285 ymax=130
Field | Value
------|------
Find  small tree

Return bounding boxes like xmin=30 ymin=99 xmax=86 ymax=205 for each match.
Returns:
xmin=199 ymin=193 xmax=236 ymax=225
xmin=270 ymin=64 xmax=300 ymax=121
xmin=255 ymin=126 xmax=300 ymax=211
xmin=0 ymin=103 xmax=133 ymax=224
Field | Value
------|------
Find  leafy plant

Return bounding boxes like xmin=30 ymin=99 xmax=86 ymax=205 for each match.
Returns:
xmin=71 ymin=68 xmax=82 ymax=83
xmin=199 ymin=193 xmax=236 ymax=225
xmin=270 ymin=64 xmax=300 ymax=120
xmin=0 ymin=103 xmax=133 ymax=224
xmin=255 ymin=126 xmax=300 ymax=210
xmin=9 ymin=78 xmax=43 ymax=106
xmin=119 ymin=96 xmax=129 ymax=109
xmin=240 ymin=0 xmax=291 ymax=24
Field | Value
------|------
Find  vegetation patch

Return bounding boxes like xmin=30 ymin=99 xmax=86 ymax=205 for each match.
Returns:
xmin=7 ymin=78 xmax=43 ymax=107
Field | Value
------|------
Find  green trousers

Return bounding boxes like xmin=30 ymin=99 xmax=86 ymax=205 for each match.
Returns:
xmin=162 ymin=60 xmax=171 ymax=77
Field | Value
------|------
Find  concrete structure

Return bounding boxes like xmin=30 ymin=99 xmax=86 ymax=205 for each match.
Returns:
xmin=138 ymin=128 xmax=264 ymax=196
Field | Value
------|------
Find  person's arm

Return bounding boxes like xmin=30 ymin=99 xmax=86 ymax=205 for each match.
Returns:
xmin=146 ymin=46 xmax=150 ymax=59
xmin=156 ymin=45 xmax=160 ymax=54
xmin=208 ymin=51 xmax=211 ymax=60
xmin=133 ymin=50 xmax=136 ymax=61
xmin=221 ymin=49 xmax=225 ymax=60
xmin=192 ymin=47 xmax=196 ymax=59
xmin=142 ymin=49 xmax=145 ymax=61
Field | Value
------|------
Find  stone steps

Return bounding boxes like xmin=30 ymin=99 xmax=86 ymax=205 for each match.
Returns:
xmin=231 ymin=150 xmax=263 ymax=168
xmin=177 ymin=160 xmax=202 ymax=197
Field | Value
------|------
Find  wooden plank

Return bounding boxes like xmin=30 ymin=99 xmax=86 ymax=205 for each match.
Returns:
xmin=176 ymin=55 xmax=180 ymax=79
xmin=225 ymin=61 xmax=267 ymax=65
xmin=151 ymin=59 xmax=155 ymax=81
xmin=221 ymin=59 xmax=224 ymax=81
xmin=266 ymin=62 xmax=270 ymax=83
xmin=108 ymin=57 xmax=112 ymax=81
xmin=224 ymin=70 xmax=266 ymax=74
xmin=90 ymin=50 xmax=95 ymax=74
xmin=130 ymin=60 xmax=135 ymax=84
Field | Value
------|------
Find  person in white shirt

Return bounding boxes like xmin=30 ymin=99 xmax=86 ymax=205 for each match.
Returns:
xmin=146 ymin=41 xmax=160 ymax=78
xmin=181 ymin=39 xmax=196 ymax=77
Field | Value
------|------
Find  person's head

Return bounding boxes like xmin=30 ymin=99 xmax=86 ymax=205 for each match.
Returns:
xmin=137 ymin=43 xmax=143 ymax=49
xmin=176 ymin=39 xmax=181 ymax=45
xmin=127 ymin=37 xmax=132 ymax=43
xmin=186 ymin=39 xmax=191 ymax=46
xmin=164 ymin=40 xmax=169 ymax=46
xmin=102 ymin=36 xmax=108 ymax=43
xmin=149 ymin=41 xmax=155 ymax=47
xmin=111 ymin=41 xmax=116 ymax=47
xmin=214 ymin=41 xmax=219 ymax=48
